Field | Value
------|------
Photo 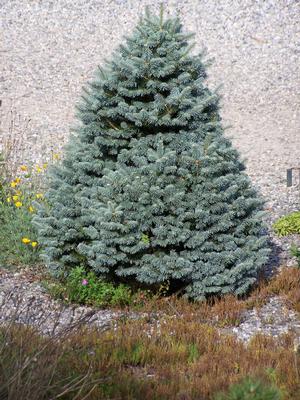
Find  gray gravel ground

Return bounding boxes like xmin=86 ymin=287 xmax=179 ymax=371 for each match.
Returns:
xmin=229 ymin=296 xmax=300 ymax=342
xmin=1 ymin=269 xmax=299 ymax=342
xmin=1 ymin=1 xmax=299 ymax=204
xmin=0 ymin=269 xmax=122 ymax=336
xmin=1 ymin=1 xmax=299 ymax=237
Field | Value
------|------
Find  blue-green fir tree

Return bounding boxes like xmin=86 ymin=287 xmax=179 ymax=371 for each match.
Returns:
xmin=34 ymin=8 xmax=270 ymax=299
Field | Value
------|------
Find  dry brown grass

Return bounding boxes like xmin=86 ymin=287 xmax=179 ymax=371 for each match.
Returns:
xmin=149 ymin=267 xmax=300 ymax=328
xmin=132 ymin=292 xmax=247 ymax=330
xmin=246 ymin=267 xmax=300 ymax=312
xmin=1 ymin=314 xmax=299 ymax=400
xmin=122 ymin=267 xmax=300 ymax=332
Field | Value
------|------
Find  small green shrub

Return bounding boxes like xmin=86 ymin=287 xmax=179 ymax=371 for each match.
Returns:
xmin=187 ymin=343 xmax=200 ymax=363
xmin=273 ymin=211 xmax=300 ymax=237
xmin=290 ymin=244 xmax=300 ymax=267
xmin=215 ymin=377 xmax=283 ymax=400
xmin=273 ymin=212 xmax=300 ymax=267
xmin=47 ymin=266 xmax=137 ymax=307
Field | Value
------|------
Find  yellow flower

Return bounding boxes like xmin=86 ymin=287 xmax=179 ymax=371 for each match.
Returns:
xmin=16 ymin=190 xmax=22 ymax=195
xmin=12 ymin=195 xmax=19 ymax=201
xmin=6 ymin=197 xmax=11 ymax=203
xmin=22 ymin=237 xmax=31 ymax=244
xmin=28 ymin=206 xmax=35 ymax=213
xmin=31 ymin=241 xmax=38 ymax=248
xmin=20 ymin=165 xmax=28 ymax=171
xmin=53 ymin=153 xmax=60 ymax=160
xmin=36 ymin=166 xmax=43 ymax=173
xmin=43 ymin=163 xmax=48 ymax=169
xmin=11 ymin=178 xmax=21 ymax=187
xmin=36 ymin=193 xmax=43 ymax=199
xmin=15 ymin=201 xmax=22 ymax=208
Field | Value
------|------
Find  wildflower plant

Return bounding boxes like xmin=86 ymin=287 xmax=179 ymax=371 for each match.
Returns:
xmin=44 ymin=266 xmax=136 ymax=307
xmin=0 ymin=154 xmax=59 ymax=267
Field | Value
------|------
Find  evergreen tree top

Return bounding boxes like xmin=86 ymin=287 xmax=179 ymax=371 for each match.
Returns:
xmin=108 ymin=7 xmax=203 ymax=80
xmin=76 ymin=6 xmax=220 ymax=151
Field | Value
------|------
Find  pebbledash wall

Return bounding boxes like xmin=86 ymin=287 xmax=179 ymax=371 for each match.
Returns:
xmin=0 ymin=0 xmax=299 ymax=218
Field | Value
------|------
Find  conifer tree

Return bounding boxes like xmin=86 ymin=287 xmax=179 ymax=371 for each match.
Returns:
xmin=35 ymin=8 xmax=270 ymax=299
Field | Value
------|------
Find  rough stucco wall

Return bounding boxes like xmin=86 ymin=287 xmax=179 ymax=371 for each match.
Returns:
xmin=0 ymin=0 xmax=299 ymax=215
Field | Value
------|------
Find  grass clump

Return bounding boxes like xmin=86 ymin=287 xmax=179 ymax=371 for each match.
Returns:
xmin=249 ymin=266 xmax=300 ymax=313
xmin=214 ymin=377 xmax=283 ymax=400
xmin=0 ymin=324 xmax=103 ymax=400
xmin=273 ymin=212 xmax=300 ymax=237
xmin=273 ymin=211 xmax=300 ymax=267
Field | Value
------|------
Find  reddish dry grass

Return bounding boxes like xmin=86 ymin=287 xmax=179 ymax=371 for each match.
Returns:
xmin=1 ymin=314 xmax=300 ymax=400
xmin=247 ymin=267 xmax=300 ymax=312
xmin=129 ymin=267 xmax=300 ymax=330
xmin=136 ymin=293 xmax=247 ymax=329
